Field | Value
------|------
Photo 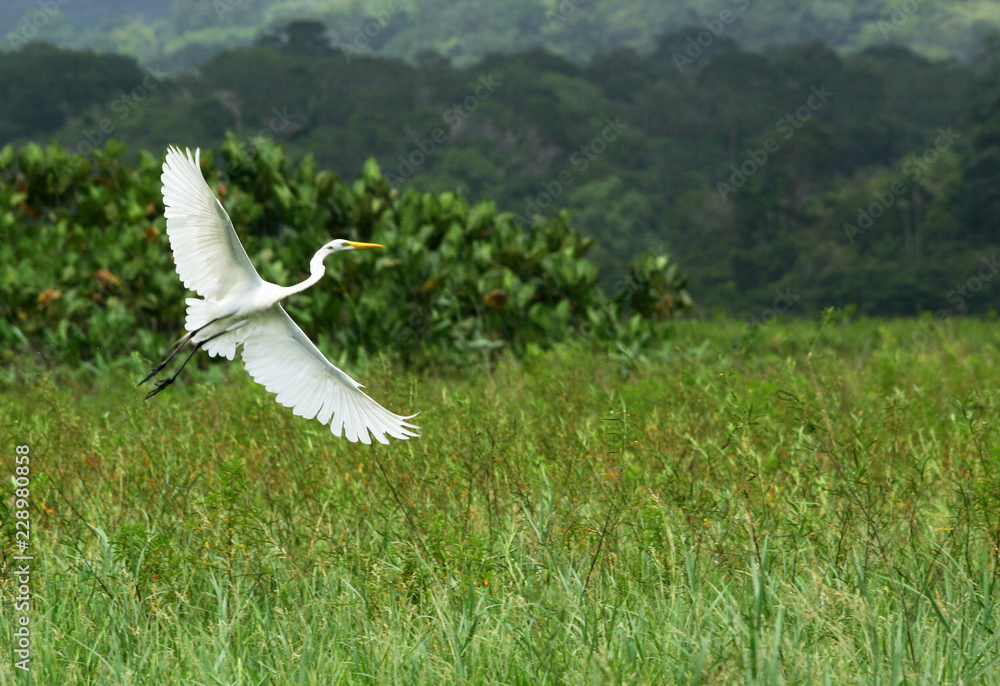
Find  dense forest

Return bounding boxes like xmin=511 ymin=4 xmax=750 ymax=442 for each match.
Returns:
xmin=2 ymin=19 xmax=1000 ymax=315
xmin=3 ymin=0 xmax=1000 ymax=70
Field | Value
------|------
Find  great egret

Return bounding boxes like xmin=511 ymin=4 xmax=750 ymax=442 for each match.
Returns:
xmin=140 ymin=146 xmax=419 ymax=445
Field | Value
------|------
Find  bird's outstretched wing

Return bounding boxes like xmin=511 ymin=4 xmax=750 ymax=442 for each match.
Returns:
xmin=240 ymin=306 xmax=420 ymax=445
xmin=161 ymin=146 xmax=263 ymax=300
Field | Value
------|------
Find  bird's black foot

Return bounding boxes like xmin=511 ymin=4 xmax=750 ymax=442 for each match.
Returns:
xmin=138 ymin=361 xmax=168 ymax=387
xmin=144 ymin=377 xmax=175 ymax=400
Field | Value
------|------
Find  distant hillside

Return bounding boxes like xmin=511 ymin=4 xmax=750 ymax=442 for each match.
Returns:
xmin=3 ymin=33 xmax=999 ymax=316
xmin=2 ymin=0 xmax=1000 ymax=71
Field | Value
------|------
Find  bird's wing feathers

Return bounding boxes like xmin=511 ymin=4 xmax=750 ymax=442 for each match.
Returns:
xmin=240 ymin=306 xmax=420 ymax=445
xmin=161 ymin=146 xmax=263 ymax=299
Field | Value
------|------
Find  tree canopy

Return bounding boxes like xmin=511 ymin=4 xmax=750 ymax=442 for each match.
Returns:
xmin=2 ymin=26 xmax=999 ymax=316
xmin=3 ymin=0 xmax=1000 ymax=71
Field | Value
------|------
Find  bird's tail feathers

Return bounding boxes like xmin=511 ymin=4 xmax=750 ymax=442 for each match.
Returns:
xmin=184 ymin=297 xmax=222 ymax=332
xmin=184 ymin=298 xmax=246 ymax=360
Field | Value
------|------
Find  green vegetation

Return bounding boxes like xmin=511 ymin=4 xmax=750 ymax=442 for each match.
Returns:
xmin=2 ymin=318 xmax=1000 ymax=683
xmin=4 ymin=5 xmax=1000 ymax=682
xmin=0 ymin=139 xmax=689 ymax=371
xmin=2 ymin=33 xmax=999 ymax=315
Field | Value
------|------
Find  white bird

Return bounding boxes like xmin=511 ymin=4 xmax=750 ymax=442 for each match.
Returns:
xmin=140 ymin=146 xmax=419 ymax=445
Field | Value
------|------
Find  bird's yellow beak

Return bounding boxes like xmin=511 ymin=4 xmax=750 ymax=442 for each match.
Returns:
xmin=346 ymin=241 xmax=384 ymax=249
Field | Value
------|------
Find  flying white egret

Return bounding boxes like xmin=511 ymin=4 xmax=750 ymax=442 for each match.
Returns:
xmin=139 ymin=146 xmax=419 ymax=445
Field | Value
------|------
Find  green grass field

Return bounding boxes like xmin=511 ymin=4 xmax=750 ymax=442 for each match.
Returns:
xmin=2 ymin=317 xmax=1000 ymax=684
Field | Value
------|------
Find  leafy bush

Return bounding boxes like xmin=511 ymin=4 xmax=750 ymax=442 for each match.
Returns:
xmin=0 ymin=136 xmax=691 ymax=372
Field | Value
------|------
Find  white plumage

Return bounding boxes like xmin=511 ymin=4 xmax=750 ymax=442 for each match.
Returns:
xmin=141 ymin=146 xmax=419 ymax=445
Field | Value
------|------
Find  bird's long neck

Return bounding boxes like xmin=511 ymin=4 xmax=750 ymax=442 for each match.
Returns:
xmin=277 ymin=251 xmax=327 ymax=300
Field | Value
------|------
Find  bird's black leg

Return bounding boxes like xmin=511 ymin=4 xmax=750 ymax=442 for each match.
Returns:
xmin=139 ymin=315 xmax=232 ymax=387
xmin=138 ymin=330 xmax=196 ymax=387
xmin=143 ymin=328 xmax=231 ymax=400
